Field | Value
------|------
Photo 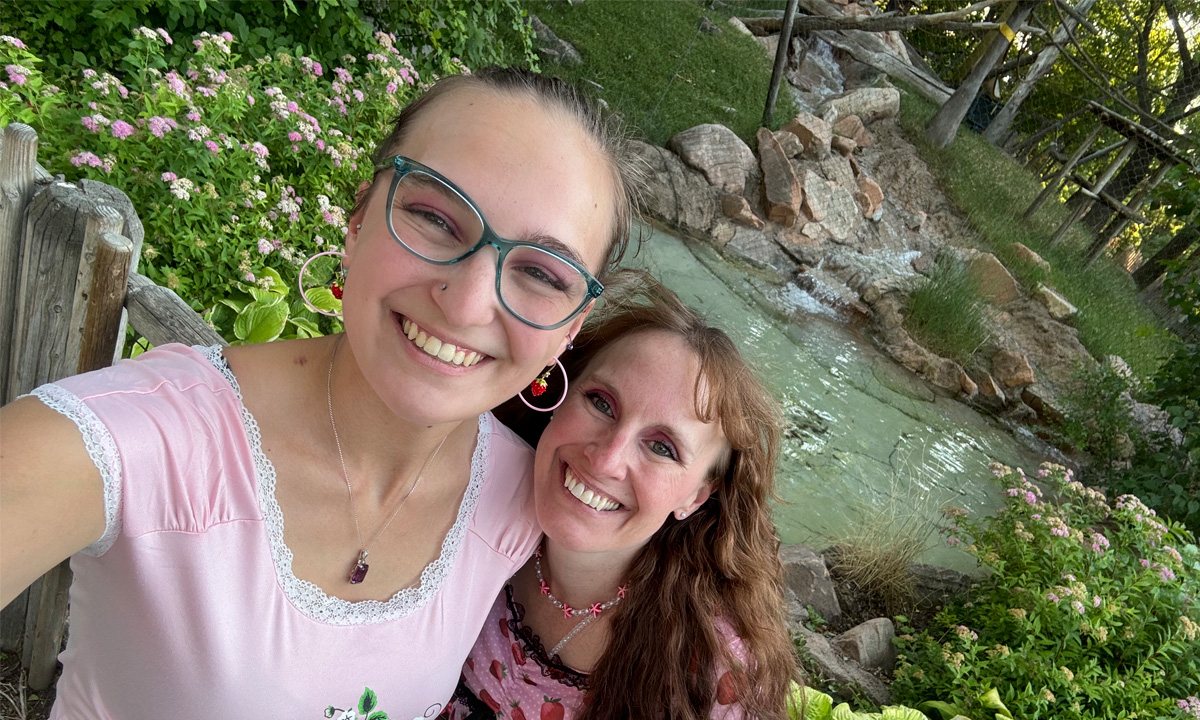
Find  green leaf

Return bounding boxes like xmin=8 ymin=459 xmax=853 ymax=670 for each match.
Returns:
xmin=304 ymin=286 xmax=342 ymax=315
xmin=289 ymin=316 xmax=321 ymax=336
xmin=366 ymin=713 xmax=388 ymax=720
xmin=881 ymin=707 xmax=931 ymax=720
xmin=219 ymin=298 xmax=249 ymax=314
xmin=358 ymin=687 xmax=378 ymax=714
xmin=790 ymin=684 xmax=833 ymax=720
xmin=234 ymin=299 xmax=288 ymax=344
xmin=918 ymin=702 xmax=965 ymax=720
xmin=258 ymin=266 xmax=288 ymax=297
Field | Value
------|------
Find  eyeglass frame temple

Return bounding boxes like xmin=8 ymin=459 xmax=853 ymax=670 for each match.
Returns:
xmin=379 ymin=155 xmax=604 ymax=331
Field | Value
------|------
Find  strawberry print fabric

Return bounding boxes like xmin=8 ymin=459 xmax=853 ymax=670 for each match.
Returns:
xmin=447 ymin=585 xmax=748 ymax=719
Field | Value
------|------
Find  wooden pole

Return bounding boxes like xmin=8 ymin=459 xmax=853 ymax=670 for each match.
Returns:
xmin=1050 ymin=137 xmax=1139 ymax=245
xmin=1082 ymin=160 xmax=1173 ymax=266
xmin=763 ymin=0 xmax=801 ymax=126
xmin=77 ymin=230 xmax=134 ymax=374
xmin=1022 ymin=123 xmax=1102 ymax=221
xmin=0 ymin=123 xmax=39 ymax=404
xmin=125 ymin=273 xmax=227 ymax=348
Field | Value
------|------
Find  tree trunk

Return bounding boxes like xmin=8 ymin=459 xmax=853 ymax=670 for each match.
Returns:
xmin=983 ymin=0 xmax=1098 ymax=144
xmin=1132 ymin=225 xmax=1200 ymax=289
xmin=925 ymin=1 xmax=1038 ymax=148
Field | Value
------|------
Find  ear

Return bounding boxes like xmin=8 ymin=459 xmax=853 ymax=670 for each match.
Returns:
xmin=557 ymin=299 xmax=595 ymax=356
xmin=343 ymin=180 xmax=373 ymax=262
xmin=677 ymin=484 xmax=713 ymax=519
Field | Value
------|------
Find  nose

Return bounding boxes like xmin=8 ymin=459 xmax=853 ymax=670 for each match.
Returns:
xmin=582 ymin=425 xmax=633 ymax=480
xmin=434 ymin=244 xmax=502 ymax=329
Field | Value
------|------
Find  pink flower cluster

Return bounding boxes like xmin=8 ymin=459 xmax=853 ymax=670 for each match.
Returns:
xmin=110 ymin=120 xmax=135 ymax=140
xmin=299 ymin=56 xmax=323 ymax=77
xmin=0 ymin=35 xmax=27 ymax=49
xmin=1177 ymin=696 xmax=1200 ymax=719
xmin=5 ymin=64 xmax=29 ymax=86
xmin=164 ymin=71 xmax=190 ymax=100
xmin=148 ymin=116 xmax=178 ymax=138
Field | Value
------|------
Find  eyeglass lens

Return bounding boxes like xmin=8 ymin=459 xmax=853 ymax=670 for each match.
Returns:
xmin=389 ymin=171 xmax=591 ymax=327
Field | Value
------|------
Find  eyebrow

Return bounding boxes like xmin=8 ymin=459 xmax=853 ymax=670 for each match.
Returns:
xmin=588 ymin=374 xmax=696 ymax=460
xmin=517 ymin=232 xmax=590 ymax=269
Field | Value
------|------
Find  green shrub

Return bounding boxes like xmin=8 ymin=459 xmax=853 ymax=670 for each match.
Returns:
xmin=1 ymin=26 xmax=437 ymax=343
xmin=903 ymin=257 xmax=989 ymax=364
xmin=0 ymin=0 xmax=533 ymax=86
xmin=892 ymin=462 xmax=1200 ymax=720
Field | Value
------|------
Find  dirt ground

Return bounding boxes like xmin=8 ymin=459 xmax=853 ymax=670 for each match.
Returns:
xmin=1 ymin=651 xmax=55 ymax=720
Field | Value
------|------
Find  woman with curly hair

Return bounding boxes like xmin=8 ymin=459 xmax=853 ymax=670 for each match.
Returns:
xmin=449 ymin=271 xmax=799 ymax=719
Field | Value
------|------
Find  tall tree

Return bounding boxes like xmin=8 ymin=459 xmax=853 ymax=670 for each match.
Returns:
xmin=925 ymin=0 xmax=1038 ymax=147
xmin=982 ymin=0 xmax=1099 ymax=144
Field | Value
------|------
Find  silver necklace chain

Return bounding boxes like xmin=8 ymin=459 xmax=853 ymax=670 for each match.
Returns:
xmin=326 ymin=335 xmax=448 ymax=575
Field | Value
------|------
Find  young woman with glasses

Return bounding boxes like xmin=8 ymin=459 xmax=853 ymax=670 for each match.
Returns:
xmin=0 ymin=69 xmax=642 ymax=719
xmin=447 ymin=273 xmax=800 ymax=720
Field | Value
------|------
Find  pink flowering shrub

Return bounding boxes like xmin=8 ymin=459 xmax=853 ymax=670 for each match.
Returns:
xmin=1 ymin=27 xmax=446 ymax=343
xmin=893 ymin=462 xmax=1199 ymax=719
xmin=0 ymin=34 xmax=62 ymax=126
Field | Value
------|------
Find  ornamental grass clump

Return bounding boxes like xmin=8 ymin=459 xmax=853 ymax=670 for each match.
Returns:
xmin=892 ymin=462 xmax=1200 ymax=720
xmin=0 ymin=26 xmax=441 ymax=343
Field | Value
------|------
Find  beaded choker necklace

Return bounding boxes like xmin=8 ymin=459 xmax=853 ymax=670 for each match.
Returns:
xmin=534 ymin=545 xmax=627 ymax=656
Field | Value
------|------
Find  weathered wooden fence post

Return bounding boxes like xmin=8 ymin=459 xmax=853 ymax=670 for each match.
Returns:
xmin=1 ymin=123 xmax=40 ymax=401
xmin=2 ymin=130 xmax=141 ymax=688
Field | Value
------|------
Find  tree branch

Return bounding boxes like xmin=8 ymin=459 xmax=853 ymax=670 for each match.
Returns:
xmin=737 ymin=0 xmax=1031 ymax=34
xmin=1165 ymin=0 xmax=1193 ymax=67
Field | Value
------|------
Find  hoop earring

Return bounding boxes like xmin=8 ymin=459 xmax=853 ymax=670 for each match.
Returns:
xmin=519 ymin=357 xmax=568 ymax=412
xmin=299 ymin=250 xmax=347 ymax=318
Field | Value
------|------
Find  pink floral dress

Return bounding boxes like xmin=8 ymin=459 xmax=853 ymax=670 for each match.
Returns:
xmin=442 ymin=585 xmax=749 ymax=720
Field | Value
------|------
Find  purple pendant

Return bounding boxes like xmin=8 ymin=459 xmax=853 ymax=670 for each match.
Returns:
xmin=349 ymin=550 xmax=369 ymax=584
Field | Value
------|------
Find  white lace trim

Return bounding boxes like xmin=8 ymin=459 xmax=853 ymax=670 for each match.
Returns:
xmin=197 ymin=344 xmax=491 ymax=626
xmin=27 ymin=384 xmax=123 ymax=556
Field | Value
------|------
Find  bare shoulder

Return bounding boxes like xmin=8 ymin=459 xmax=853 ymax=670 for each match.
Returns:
xmin=0 ymin=396 xmax=106 ymax=604
xmin=222 ymin=335 xmax=335 ymax=394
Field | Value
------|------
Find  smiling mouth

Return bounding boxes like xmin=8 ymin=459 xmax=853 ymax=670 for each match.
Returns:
xmin=564 ymin=466 xmax=622 ymax=512
xmin=400 ymin=317 xmax=484 ymax=367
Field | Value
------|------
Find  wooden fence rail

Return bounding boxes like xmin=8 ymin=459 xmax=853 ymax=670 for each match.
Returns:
xmin=0 ymin=122 xmax=223 ymax=691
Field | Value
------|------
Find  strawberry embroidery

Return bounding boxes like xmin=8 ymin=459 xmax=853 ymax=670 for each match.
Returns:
xmin=479 ymin=689 xmax=501 ymax=712
xmin=490 ymin=659 xmax=507 ymax=681
xmin=510 ymin=701 xmax=527 ymax=720
xmin=716 ymin=670 xmax=748 ymax=705
xmin=512 ymin=641 xmax=527 ymax=666
xmin=500 ymin=617 xmax=511 ymax=639
xmin=540 ymin=697 xmax=565 ymax=720
xmin=522 ymin=673 xmax=538 ymax=686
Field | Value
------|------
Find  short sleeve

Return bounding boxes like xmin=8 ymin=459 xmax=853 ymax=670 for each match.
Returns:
xmin=26 ymin=344 xmax=256 ymax=556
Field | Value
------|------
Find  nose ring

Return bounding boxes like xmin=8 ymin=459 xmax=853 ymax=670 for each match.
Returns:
xmin=440 ymin=283 xmax=448 ymax=291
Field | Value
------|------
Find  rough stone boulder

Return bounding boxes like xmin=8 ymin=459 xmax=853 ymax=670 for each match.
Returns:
xmin=817 ymin=154 xmax=857 ymax=193
xmin=959 ymin=370 xmax=978 ymax=398
xmin=627 ymin=140 xmax=716 ymax=237
xmin=823 ymin=185 xmax=861 ymax=242
xmin=968 ymin=252 xmax=1021 ymax=305
xmin=801 ymin=170 xmax=832 ymax=222
xmin=720 ymin=193 xmax=765 ymax=229
xmin=780 ymin=544 xmax=841 ymax=625
xmin=909 ymin=563 xmax=973 ymax=612
xmin=832 ymin=618 xmax=896 ymax=672
xmin=821 ymin=87 xmax=901 ymax=124
xmin=528 ymin=15 xmax=582 ymax=66
xmin=832 ymin=114 xmax=874 ymax=147
xmin=758 ymin=127 xmax=803 ymax=227
xmin=831 ymin=135 xmax=857 ymax=157
xmin=668 ymin=124 xmax=757 ymax=195
xmin=1011 ymin=242 xmax=1051 ymax=273
xmin=1033 ymin=283 xmax=1078 ymax=323
xmin=775 ymin=130 xmax=803 ymax=159
xmin=854 ymin=176 xmax=884 ymax=221
xmin=992 ymin=348 xmax=1036 ymax=388
xmin=1022 ymin=384 xmax=1066 ymax=425
xmin=711 ymin=223 xmax=795 ymax=275
xmin=993 ymin=298 xmax=1096 ymax=387
xmin=727 ymin=16 xmax=755 ymax=37
xmin=794 ymin=624 xmax=892 ymax=705
xmin=968 ymin=369 xmax=1007 ymax=410
xmin=783 ymin=111 xmax=833 ymax=159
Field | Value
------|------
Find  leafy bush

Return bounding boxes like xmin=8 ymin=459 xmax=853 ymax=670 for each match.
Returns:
xmin=892 ymin=463 xmax=1200 ymax=720
xmin=0 ymin=0 xmax=533 ymax=85
xmin=1 ymin=27 xmax=437 ymax=343
xmin=903 ymin=256 xmax=989 ymax=364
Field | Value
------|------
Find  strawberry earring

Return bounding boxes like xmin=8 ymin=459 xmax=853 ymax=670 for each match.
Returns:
xmin=520 ymin=358 xmax=568 ymax=412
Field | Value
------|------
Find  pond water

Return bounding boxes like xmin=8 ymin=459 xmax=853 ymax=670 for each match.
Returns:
xmin=629 ymin=225 xmax=1044 ymax=568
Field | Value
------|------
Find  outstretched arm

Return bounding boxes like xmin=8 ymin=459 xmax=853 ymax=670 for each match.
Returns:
xmin=0 ymin=396 xmax=106 ymax=606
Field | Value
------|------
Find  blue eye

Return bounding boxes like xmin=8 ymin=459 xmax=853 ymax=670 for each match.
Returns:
xmin=649 ymin=439 xmax=678 ymax=460
xmin=586 ymin=391 xmax=613 ymax=417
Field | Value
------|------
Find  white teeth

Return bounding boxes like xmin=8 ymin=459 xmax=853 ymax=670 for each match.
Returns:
xmin=402 ymin=318 xmax=482 ymax=367
xmin=563 ymin=468 xmax=620 ymax=511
